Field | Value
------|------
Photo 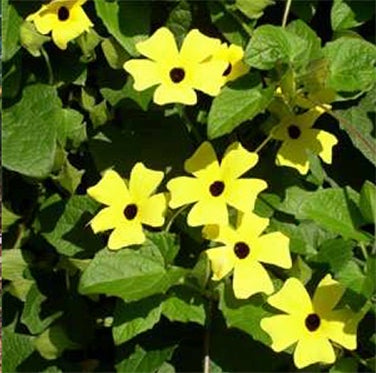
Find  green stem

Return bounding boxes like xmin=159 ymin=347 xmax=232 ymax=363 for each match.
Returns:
xmin=282 ymin=0 xmax=293 ymax=27
xmin=203 ymin=299 xmax=213 ymax=373
xmin=178 ymin=105 xmax=203 ymax=145
xmin=41 ymin=47 xmax=54 ymax=85
xmin=165 ymin=205 xmax=189 ymax=232
xmin=254 ymin=134 xmax=273 ymax=153
xmin=360 ymin=243 xmax=369 ymax=261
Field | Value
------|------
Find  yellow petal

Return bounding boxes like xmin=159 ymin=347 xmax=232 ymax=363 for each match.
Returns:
xmin=136 ymin=27 xmax=178 ymax=62
xmin=276 ymin=142 xmax=310 ymax=175
xmin=296 ymin=107 xmax=326 ymax=129
xmin=206 ymin=246 xmax=236 ymax=280
xmin=180 ymin=29 xmax=221 ymax=63
xmin=167 ymin=176 xmax=203 ymax=208
xmin=313 ymin=274 xmax=346 ymax=314
xmin=221 ymin=142 xmax=259 ymax=180
xmin=87 ymin=170 xmax=129 ymax=207
xmin=153 ymin=83 xmax=197 ymax=105
xmin=233 ymin=260 xmax=274 ymax=298
xmin=184 ymin=142 xmax=220 ymax=178
xmin=294 ymin=335 xmax=335 ymax=369
xmin=225 ymin=178 xmax=267 ymax=212
xmin=191 ymin=60 xmax=228 ymax=96
xmin=129 ymin=162 xmax=164 ymax=200
xmin=267 ymin=277 xmax=313 ymax=316
xmin=27 ymin=6 xmax=56 ymax=34
xmin=123 ymin=59 xmax=162 ymax=91
xmin=260 ymin=314 xmax=302 ymax=352
xmin=254 ymin=232 xmax=291 ymax=269
xmin=90 ymin=206 xmax=122 ymax=233
xmin=107 ymin=222 xmax=145 ymax=250
xmin=323 ymin=309 xmax=357 ymax=350
xmin=316 ymin=130 xmax=338 ymax=164
xmin=237 ymin=212 xmax=269 ymax=240
xmin=226 ymin=44 xmax=250 ymax=82
xmin=187 ymin=198 xmax=228 ymax=227
xmin=139 ymin=193 xmax=166 ymax=227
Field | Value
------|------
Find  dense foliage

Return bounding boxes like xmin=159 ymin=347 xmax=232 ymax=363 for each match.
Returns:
xmin=2 ymin=0 xmax=376 ymax=372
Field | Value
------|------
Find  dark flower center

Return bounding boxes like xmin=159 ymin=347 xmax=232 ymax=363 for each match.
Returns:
xmin=287 ymin=125 xmax=301 ymax=139
xmin=58 ymin=6 xmax=70 ymax=21
xmin=123 ymin=204 xmax=138 ymax=220
xmin=234 ymin=242 xmax=250 ymax=259
xmin=223 ymin=63 xmax=232 ymax=76
xmin=305 ymin=313 xmax=321 ymax=332
xmin=209 ymin=181 xmax=225 ymax=197
xmin=169 ymin=68 xmax=185 ymax=83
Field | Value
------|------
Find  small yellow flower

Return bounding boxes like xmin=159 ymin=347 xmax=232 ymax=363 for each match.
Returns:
xmin=26 ymin=0 xmax=93 ymax=50
xmin=211 ymin=43 xmax=250 ymax=84
xmin=204 ymin=212 xmax=291 ymax=299
xmin=167 ymin=141 xmax=267 ymax=227
xmin=261 ymin=275 xmax=361 ymax=369
xmin=123 ymin=27 xmax=228 ymax=105
xmin=87 ymin=163 xmax=166 ymax=250
xmin=271 ymin=106 xmax=338 ymax=174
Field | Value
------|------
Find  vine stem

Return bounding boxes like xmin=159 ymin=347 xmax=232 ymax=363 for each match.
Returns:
xmin=165 ymin=205 xmax=189 ymax=232
xmin=40 ymin=47 xmax=54 ymax=85
xmin=203 ymin=299 xmax=213 ymax=373
xmin=359 ymin=243 xmax=369 ymax=262
xmin=254 ymin=134 xmax=273 ymax=153
xmin=282 ymin=0 xmax=293 ymax=27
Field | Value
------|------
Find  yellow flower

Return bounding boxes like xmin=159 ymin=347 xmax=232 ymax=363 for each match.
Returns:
xmin=123 ymin=27 xmax=228 ymax=105
xmin=167 ymin=141 xmax=267 ymax=227
xmin=261 ymin=275 xmax=361 ymax=369
xmin=271 ymin=106 xmax=338 ymax=175
xmin=87 ymin=163 xmax=166 ymax=250
xmin=26 ymin=0 xmax=93 ymax=50
xmin=211 ymin=43 xmax=250 ymax=84
xmin=204 ymin=212 xmax=291 ymax=299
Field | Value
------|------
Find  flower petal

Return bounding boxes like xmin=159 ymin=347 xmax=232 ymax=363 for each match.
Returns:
xmin=184 ymin=142 xmax=220 ymax=178
xmin=167 ymin=176 xmax=203 ymax=208
xmin=139 ymin=193 xmax=166 ymax=227
xmin=129 ymin=162 xmax=164 ymax=200
xmin=296 ymin=106 xmax=326 ymax=129
xmin=206 ymin=246 xmax=236 ymax=281
xmin=237 ymin=212 xmax=269 ymax=240
xmin=180 ymin=29 xmax=221 ymax=63
xmin=153 ymin=83 xmax=197 ymax=105
xmin=221 ymin=142 xmax=259 ymax=180
xmin=260 ymin=314 xmax=301 ymax=352
xmin=293 ymin=334 xmax=335 ymax=369
xmin=233 ymin=260 xmax=274 ymax=298
xmin=313 ymin=274 xmax=346 ymax=314
xmin=226 ymin=44 xmax=250 ymax=82
xmin=90 ymin=206 xmax=122 ymax=233
xmin=254 ymin=232 xmax=291 ymax=269
xmin=187 ymin=198 xmax=228 ymax=227
xmin=203 ymin=223 xmax=238 ymax=245
xmin=123 ymin=59 xmax=162 ymax=91
xmin=315 ymin=130 xmax=338 ymax=164
xmin=276 ymin=141 xmax=310 ymax=175
xmin=136 ymin=27 xmax=178 ymax=62
xmin=225 ymin=178 xmax=267 ymax=212
xmin=267 ymin=277 xmax=313 ymax=316
xmin=191 ymin=60 xmax=227 ymax=96
xmin=87 ymin=170 xmax=129 ymax=206
xmin=108 ymin=222 xmax=145 ymax=250
xmin=27 ymin=6 xmax=56 ymax=34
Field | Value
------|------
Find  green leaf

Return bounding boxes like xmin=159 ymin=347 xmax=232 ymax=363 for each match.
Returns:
xmin=101 ymin=37 xmax=130 ymax=70
xmin=116 ymin=345 xmax=175 ymax=373
xmin=2 ymin=206 xmax=20 ymax=232
xmin=79 ymin=240 xmax=187 ymax=302
xmin=286 ymin=256 xmax=312 ymax=284
xmin=113 ymin=296 xmax=163 ymax=345
xmin=3 ymin=324 xmax=35 ymax=373
xmin=208 ymin=75 xmax=273 ymax=139
xmin=94 ymin=0 xmax=150 ymax=56
xmin=3 ymin=249 xmax=29 ymax=281
xmin=40 ymin=195 xmax=103 ymax=257
xmin=330 ymin=357 xmax=358 ymax=373
xmin=359 ymin=181 xmax=376 ymax=223
xmin=148 ymin=232 xmax=180 ymax=266
xmin=162 ymin=287 xmax=206 ymax=326
xmin=323 ymin=37 xmax=376 ymax=92
xmin=51 ymin=156 xmax=84 ymax=195
xmin=166 ymin=1 xmax=192 ymax=45
xmin=20 ymin=21 xmax=50 ymax=57
xmin=3 ymin=84 xmax=62 ymax=178
xmin=331 ymin=0 xmax=363 ymax=31
xmin=235 ymin=0 xmax=274 ymax=19
xmin=57 ymin=108 xmax=86 ymax=149
xmin=244 ymin=25 xmax=306 ymax=70
xmin=3 ymin=0 xmax=23 ymax=61
xmin=21 ymin=284 xmax=63 ymax=335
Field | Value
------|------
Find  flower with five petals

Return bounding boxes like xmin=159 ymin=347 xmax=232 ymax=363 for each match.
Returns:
xmin=261 ymin=275 xmax=362 ymax=369
xmin=123 ymin=27 xmax=228 ymax=105
xmin=204 ymin=212 xmax=291 ymax=298
xmin=271 ymin=106 xmax=338 ymax=174
xmin=26 ymin=0 xmax=93 ymax=50
xmin=167 ymin=141 xmax=267 ymax=227
xmin=87 ymin=163 xmax=166 ymax=250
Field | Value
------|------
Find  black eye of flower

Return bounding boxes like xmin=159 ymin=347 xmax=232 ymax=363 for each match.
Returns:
xmin=169 ymin=68 xmax=185 ymax=83
xmin=234 ymin=242 xmax=250 ymax=259
xmin=209 ymin=181 xmax=225 ymax=197
xmin=287 ymin=125 xmax=301 ymax=139
xmin=305 ymin=313 xmax=321 ymax=332
xmin=123 ymin=204 xmax=138 ymax=220
xmin=58 ymin=6 xmax=70 ymax=21
xmin=223 ymin=63 xmax=232 ymax=76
